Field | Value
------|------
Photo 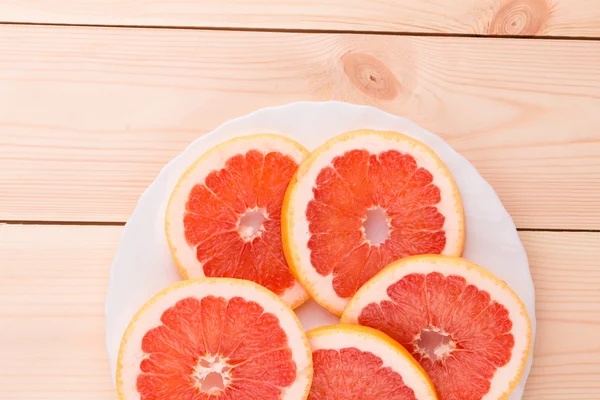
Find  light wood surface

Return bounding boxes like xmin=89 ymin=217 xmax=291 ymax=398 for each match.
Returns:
xmin=2 ymin=0 xmax=600 ymax=37
xmin=0 ymin=224 xmax=598 ymax=399
xmin=1 ymin=25 xmax=599 ymax=228
xmin=0 ymin=224 xmax=118 ymax=400
xmin=519 ymin=231 xmax=600 ymax=399
xmin=2 ymin=0 xmax=600 ymax=397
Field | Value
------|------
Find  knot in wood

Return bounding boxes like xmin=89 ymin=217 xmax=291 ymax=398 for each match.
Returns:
xmin=342 ymin=53 xmax=400 ymax=101
xmin=489 ymin=0 xmax=550 ymax=36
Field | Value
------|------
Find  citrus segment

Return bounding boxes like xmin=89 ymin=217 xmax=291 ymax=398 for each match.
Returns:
xmin=307 ymin=325 xmax=437 ymax=399
xmin=341 ymin=256 xmax=532 ymax=400
xmin=283 ymin=130 xmax=464 ymax=315
xmin=117 ymin=278 xmax=313 ymax=400
xmin=166 ymin=134 xmax=310 ymax=308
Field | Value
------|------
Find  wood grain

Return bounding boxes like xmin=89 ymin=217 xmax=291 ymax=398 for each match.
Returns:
xmin=0 ymin=224 xmax=598 ymax=398
xmin=1 ymin=25 xmax=599 ymax=228
xmin=519 ymin=231 xmax=600 ymax=399
xmin=1 ymin=0 xmax=600 ymax=37
xmin=0 ymin=224 xmax=119 ymax=400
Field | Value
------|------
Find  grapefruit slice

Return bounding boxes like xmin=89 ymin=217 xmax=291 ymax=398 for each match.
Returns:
xmin=283 ymin=130 xmax=464 ymax=315
xmin=117 ymin=278 xmax=313 ymax=400
xmin=341 ymin=255 xmax=532 ymax=400
xmin=166 ymin=134 xmax=310 ymax=308
xmin=307 ymin=324 xmax=437 ymax=399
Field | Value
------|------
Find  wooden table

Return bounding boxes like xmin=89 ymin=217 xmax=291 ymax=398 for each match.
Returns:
xmin=1 ymin=1 xmax=599 ymax=398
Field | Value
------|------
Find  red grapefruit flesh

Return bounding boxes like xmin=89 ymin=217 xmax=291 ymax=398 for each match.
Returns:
xmin=166 ymin=134 xmax=310 ymax=308
xmin=283 ymin=130 xmax=465 ymax=315
xmin=307 ymin=325 xmax=437 ymax=399
xmin=117 ymin=278 xmax=313 ymax=400
xmin=342 ymin=256 xmax=532 ymax=400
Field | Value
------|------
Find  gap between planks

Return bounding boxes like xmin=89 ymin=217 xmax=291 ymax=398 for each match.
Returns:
xmin=2 ymin=21 xmax=600 ymax=41
xmin=2 ymin=0 xmax=600 ymax=39
xmin=1 ymin=221 xmax=598 ymax=233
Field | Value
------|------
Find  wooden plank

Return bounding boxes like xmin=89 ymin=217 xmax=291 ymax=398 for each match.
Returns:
xmin=0 ymin=224 xmax=119 ymax=399
xmin=519 ymin=231 xmax=600 ymax=399
xmin=1 ymin=0 xmax=600 ymax=37
xmin=1 ymin=26 xmax=599 ymax=228
xmin=0 ymin=224 xmax=598 ymax=398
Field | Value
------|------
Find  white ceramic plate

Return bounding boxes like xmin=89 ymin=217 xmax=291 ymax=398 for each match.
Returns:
xmin=105 ymin=101 xmax=536 ymax=399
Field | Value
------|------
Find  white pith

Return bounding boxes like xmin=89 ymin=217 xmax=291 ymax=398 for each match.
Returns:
xmin=237 ymin=207 xmax=268 ymax=242
xmin=309 ymin=326 xmax=437 ymax=400
xmin=414 ymin=328 xmax=456 ymax=361
xmin=117 ymin=279 xmax=312 ymax=400
xmin=342 ymin=256 xmax=531 ymax=400
xmin=363 ymin=206 xmax=391 ymax=246
xmin=285 ymin=131 xmax=464 ymax=315
xmin=166 ymin=134 xmax=309 ymax=307
xmin=192 ymin=356 xmax=230 ymax=393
